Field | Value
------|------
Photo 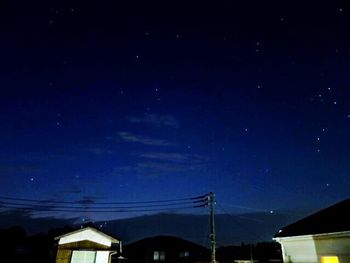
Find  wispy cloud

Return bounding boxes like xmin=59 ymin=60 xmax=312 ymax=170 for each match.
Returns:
xmin=139 ymin=152 xmax=208 ymax=163
xmin=112 ymin=152 xmax=208 ymax=177
xmin=127 ymin=113 xmax=179 ymax=129
xmin=86 ymin=147 xmax=113 ymax=155
xmin=0 ymin=164 xmax=41 ymax=174
xmin=65 ymin=185 xmax=82 ymax=194
xmin=117 ymin=132 xmax=175 ymax=146
xmin=75 ymin=196 xmax=97 ymax=205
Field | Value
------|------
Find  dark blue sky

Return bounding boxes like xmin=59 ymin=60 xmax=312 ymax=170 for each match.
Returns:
xmin=1 ymin=0 xmax=350 ymax=223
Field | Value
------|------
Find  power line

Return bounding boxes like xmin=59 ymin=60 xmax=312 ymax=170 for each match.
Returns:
xmin=0 ymin=200 xmax=202 ymax=209
xmin=0 ymin=194 xmax=207 ymax=205
xmin=0 ymin=193 xmax=210 ymax=213
xmin=0 ymin=204 xmax=206 ymax=213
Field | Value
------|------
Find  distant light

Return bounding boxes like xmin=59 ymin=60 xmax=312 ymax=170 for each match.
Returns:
xmin=270 ymin=210 xmax=274 ymax=214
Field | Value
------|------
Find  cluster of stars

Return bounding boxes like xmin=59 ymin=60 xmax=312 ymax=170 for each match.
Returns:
xmin=255 ymin=42 xmax=262 ymax=54
xmin=48 ymin=7 xmax=76 ymax=26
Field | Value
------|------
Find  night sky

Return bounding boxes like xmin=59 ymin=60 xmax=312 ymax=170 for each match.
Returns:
xmin=1 ymin=1 xmax=350 ymax=223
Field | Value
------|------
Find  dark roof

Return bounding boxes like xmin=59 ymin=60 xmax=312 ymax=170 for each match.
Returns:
xmin=274 ymin=199 xmax=350 ymax=238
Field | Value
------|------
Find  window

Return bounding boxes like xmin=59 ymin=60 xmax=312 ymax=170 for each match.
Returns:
xmin=153 ymin=251 xmax=165 ymax=261
xmin=322 ymin=256 xmax=339 ymax=263
xmin=179 ymin=251 xmax=189 ymax=258
xmin=71 ymin=251 xmax=96 ymax=263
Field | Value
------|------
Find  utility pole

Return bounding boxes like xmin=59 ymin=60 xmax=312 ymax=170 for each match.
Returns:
xmin=208 ymin=192 xmax=216 ymax=263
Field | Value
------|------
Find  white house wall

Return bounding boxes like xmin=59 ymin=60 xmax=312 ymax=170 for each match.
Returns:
xmin=96 ymin=251 xmax=110 ymax=263
xmin=276 ymin=233 xmax=350 ymax=263
xmin=58 ymin=228 xmax=112 ymax=247
xmin=313 ymin=235 xmax=350 ymax=263
xmin=280 ymin=236 xmax=318 ymax=263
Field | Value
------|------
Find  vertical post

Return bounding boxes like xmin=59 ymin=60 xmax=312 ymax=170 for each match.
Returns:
xmin=209 ymin=192 xmax=216 ymax=263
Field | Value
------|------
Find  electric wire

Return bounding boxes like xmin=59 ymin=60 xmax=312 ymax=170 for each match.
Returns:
xmin=0 ymin=200 xmax=201 ymax=209
xmin=0 ymin=194 xmax=207 ymax=205
xmin=0 ymin=204 xmax=207 ymax=213
xmin=0 ymin=194 xmax=210 ymax=213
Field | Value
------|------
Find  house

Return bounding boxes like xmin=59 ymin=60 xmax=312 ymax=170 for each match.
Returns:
xmin=273 ymin=199 xmax=350 ymax=263
xmin=55 ymin=226 xmax=121 ymax=263
xmin=123 ymin=235 xmax=210 ymax=263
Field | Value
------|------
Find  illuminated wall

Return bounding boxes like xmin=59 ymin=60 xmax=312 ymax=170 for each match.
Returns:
xmin=274 ymin=232 xmax=350 ymax=263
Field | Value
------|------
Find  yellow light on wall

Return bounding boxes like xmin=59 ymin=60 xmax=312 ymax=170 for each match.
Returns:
xmin=322 ymin=256 xmax=339 ymax=263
